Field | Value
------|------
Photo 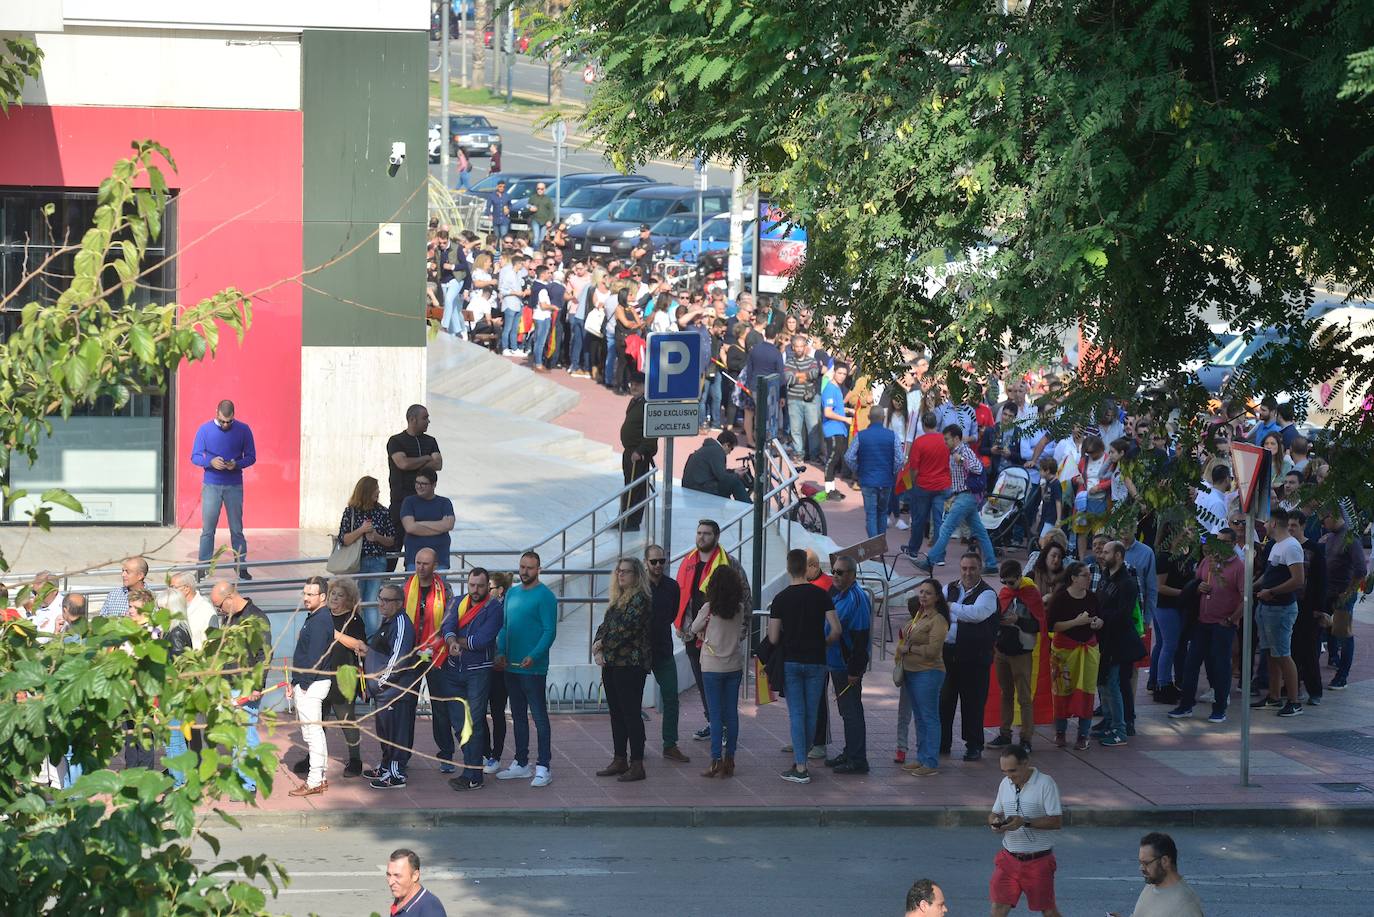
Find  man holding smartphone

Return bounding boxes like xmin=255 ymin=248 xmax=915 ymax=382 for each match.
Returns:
xmin=191 ymin=399 xmax=256 ymax=580
xmin=988 ymin=745 xmax=1064 ymax=917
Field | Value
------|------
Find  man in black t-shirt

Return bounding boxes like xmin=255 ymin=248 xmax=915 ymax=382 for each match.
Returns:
xmin=387 ymin=404 xmax=443 ymax=562
xmin=767 ymin=548 xmax=841 ymax=784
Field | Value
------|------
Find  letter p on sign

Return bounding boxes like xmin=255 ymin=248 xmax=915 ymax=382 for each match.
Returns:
xmin=646 ymin=331 xmax=703 ymax=401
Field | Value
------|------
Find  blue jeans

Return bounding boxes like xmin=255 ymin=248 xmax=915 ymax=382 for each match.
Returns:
xmin=440 ymin=280 xmax=466 ymax=335
xmin=905 ymin=486 xmax=947 ymax=557
xmin=925 ymin=491 xmax=996 ymax=569
xmin=493 ymin=221 xmax=510 ymax=240
xmin=1180 ymin=621 xmax=1235 ymax=715
xmin=787 ymin=397 xmax=821 ymax=458
xmin=199 ymin=483 xmax=246 ymax=567
xmin=506 ymin=672 xmax=551 ymax=769
xmin=568 ymin=317 xmax=586 ymax=371
xmin=234 ymin=697 xmax=262 ymax=791
xmin=501 ymin=307 xmax=521 ymax=351
xmin=1150 ymin=606 xmax=1183 ymax=687
xmin=1098 ymin=663 xmax=1125 ymax=738
xmin=861 ymin=486 xmax=891 ymax=538
xmin=358 ymin=554 xmax=388 ymax=636
xmin=457 ymin=169 xmax=473 ymax=191
xmin=166 ymin=722 xmax=190 ymax=787
xmin=448 ymin=667 xmax=491 ymax=784
xmin=531 ymin=317 xmax=552 ymax=368
xmin=1331 ymin=593 xmax=1356 ymax=681
xmin=603 ymin=326 xmax=617 ymax=384
xmin=700 ymin=374 xmax=723 ymax=428
xmin=902 ymin=669 xmax=944 ymax=769
xmin=702 ymin=669 xmax=742 ymax=760
xmin=531 ymin=221 xmax=546 ymax=248
xmin=783 ymin=662 xmax=827 ymax=768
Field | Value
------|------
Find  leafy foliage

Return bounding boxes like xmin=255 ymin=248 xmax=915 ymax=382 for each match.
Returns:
xmin=0 ymin=36 xmax=42 ymax=114
xmin=0 ymin=141 xmax=251 ymax=565
xmin=0 ymin=608 xmax=286 ymax=913
xmin=557 ymin=0 xmax=1374 ymax=518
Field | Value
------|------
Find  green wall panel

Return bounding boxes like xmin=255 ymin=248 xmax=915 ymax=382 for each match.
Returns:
xmin=302 ymin=29 xmax=427 ymax=347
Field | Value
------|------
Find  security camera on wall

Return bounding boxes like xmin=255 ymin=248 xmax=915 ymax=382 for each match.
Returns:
xmin=389 ymin=141 xmax=406 ymax=167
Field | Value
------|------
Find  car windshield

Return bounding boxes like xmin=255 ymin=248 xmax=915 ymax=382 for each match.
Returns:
xmin=653 ymin=215 xmax=699 ymax=235
xmin=449 ymin=116 xmax=493 ymax=131
xmin=470 ymin=174 xmax=510 ymax=194
xmin=506 ymin=178 xmax=552 ymax=198
xmin=1210 ymin=332 xmax=1277 ymax=367
xmin=608 ymin=196 xmax=677 ymax=222
xmin=564 ymin=186 xmax=623 ymax=208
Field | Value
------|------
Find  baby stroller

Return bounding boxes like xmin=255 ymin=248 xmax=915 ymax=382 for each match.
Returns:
xmin=979 ymin=466 xmax=1033 ymax=548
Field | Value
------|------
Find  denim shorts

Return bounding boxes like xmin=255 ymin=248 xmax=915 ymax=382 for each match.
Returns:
xmin=1257 ymin=602 xmax=1298 ymax=657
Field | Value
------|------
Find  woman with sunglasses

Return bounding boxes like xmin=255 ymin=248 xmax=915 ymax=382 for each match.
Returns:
xmin=1046 ymin=561 xmax=1103 ymax=750
xmin=593 ymin=557 xmax=654 ymax=782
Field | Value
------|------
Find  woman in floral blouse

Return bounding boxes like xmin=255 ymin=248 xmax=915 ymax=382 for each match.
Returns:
xmin=592 ymin=556 xmax=653 ymax=782
xmin=337 ymin=475 xmax=396 ymax=636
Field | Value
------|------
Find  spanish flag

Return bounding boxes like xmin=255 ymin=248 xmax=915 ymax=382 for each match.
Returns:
xmin=674 ymin=547 xmax=728 ymax=630
xmin=982 ymin=579 xmax=1055 ymax=727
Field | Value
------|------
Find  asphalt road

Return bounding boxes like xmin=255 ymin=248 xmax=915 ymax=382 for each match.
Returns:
xmin=206 ymin=824 xmax=1374 ymax=916
xmin=427 ymin=115 xmax=706 ymax=195
xmin=428 ymin=38 xmax=590 ymax=103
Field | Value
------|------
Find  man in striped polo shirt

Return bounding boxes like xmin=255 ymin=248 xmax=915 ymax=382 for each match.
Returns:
xmin=988 ymin=745 xmax=1065 ymax=917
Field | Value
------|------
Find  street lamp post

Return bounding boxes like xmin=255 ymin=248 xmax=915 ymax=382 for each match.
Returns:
xmin=440 ymin=1 xmax=451 ymax=191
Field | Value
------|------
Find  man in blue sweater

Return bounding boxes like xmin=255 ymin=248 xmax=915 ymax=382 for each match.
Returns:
xmin=190 ymin=400 xmax=256 ymax=580
xmin=494 ymin=551 xmax=559 ymax=787
xmin=440 ymin=567 xmax=505 ymax=791
xmin=845 ymin=405 xmax=905 ymax=538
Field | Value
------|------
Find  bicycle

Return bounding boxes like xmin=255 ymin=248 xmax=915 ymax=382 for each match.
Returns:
xmin=735 ymin=448 xmax=828 ymax=536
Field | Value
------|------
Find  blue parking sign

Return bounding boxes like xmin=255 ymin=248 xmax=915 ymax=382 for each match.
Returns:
xmin=645 ymin=331 xmax=703 ymax=401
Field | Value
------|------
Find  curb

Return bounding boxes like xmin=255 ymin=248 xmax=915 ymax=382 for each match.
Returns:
xmin=228 ymin=804 xmax=1374 ymax=831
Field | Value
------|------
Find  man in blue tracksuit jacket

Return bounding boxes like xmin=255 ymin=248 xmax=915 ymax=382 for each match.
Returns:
xmin=439 ymin=567 xmax=504 ymax=790
xmin=364 ymin=583 xmax=423 ymax=788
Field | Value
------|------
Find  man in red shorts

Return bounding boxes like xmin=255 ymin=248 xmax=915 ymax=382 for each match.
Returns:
xmin=987 ymin=744 xmax=1064 ymax=917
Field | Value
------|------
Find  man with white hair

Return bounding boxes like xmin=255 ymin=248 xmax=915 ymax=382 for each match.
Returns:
xmin=169 ymin=571 xmax=217 ymax=649
xmin=100 ymin=556 xmax=149 ymax=617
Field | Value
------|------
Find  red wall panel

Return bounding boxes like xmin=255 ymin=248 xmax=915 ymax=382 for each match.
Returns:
xmin=0 ymin=105 xmax=302 ymax=528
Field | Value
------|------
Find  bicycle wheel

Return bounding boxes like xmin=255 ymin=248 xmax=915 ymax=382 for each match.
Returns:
xmin=790 ymin=496 xmax=827 ymax=536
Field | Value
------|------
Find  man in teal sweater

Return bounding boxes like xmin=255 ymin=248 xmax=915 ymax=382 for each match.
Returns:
xmin=494 ymin=550 xmax=559 ymax=787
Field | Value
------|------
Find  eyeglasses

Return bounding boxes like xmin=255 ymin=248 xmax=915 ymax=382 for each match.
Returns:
xmin=380 ymin=596 xmax=402 ymax=604
xmin=1138 ymin=855 xmax=1162 ymax=870
xmin=615 ymin=568 xmax=634 ymax=576
xmin=215 ymin=418 xmax=234 ymax=429
xmin=646 ymin=558 xmax=666 ymax=565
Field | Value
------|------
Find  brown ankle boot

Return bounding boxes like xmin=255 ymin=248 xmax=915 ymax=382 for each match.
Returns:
xmin=701 ymin=759 xmax=721 ymax=778
xmin=617 ymin=760 xmax=647 ymax=782
xmin=721 ymin=756 xmax=735 ymax=777
xmin=596 ymin=757 xmax=628 ymax=777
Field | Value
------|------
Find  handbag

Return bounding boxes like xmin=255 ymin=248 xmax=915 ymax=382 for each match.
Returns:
xmin=892 ymin=656 xmax=906 ymax=687
xmin=1332 ymin=604 xmax=1354 ymax=639
xmin=327 ymin=508 xmax=363 ymax=574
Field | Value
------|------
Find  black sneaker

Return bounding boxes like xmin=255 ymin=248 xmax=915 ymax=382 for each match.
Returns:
xmin=342 ymin=760 xmax=363 ymax=778
xmin=1250 ymin=696 xmax=1282 ymax=709
xmin=369 ymin=772 xmax=406 ymax=789
xmin=962 ymin=749 xmax=982 ymax=762
xmin=1328 ymin=678 xmax=1348 ymax=690
xmin=448 ymin=777 xmax=484 ymax=791
xmin=1277 ymin=702 xmax=1304 ymax=718
xmin=362 ymin=766 xmax=386 ymax=780
xmin=824 ymin=753 xmax=849 ymax=768
xmin=693 ymin=726 xmax=711 ymax=741
xmin=987 ymin=735 xmax=1013 ymax=748
xmin=237 ymin=568 xmax=253 ymax=582
xmin=832 ymin=760 xmax=870 ymax=775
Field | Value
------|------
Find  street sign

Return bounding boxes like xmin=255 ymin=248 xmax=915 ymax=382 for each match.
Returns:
xmin=1231 ymin=442 xmax=1271 ymax=514
xmin=645 ymin=331 xmax=703 ymax=401
xmin=643 ymin=400 xmax=700 ymax=437
xmin=551 ymin=120 xmax=567 ymax=146
xmin=583 ymin=63 xmax=596 ymax=84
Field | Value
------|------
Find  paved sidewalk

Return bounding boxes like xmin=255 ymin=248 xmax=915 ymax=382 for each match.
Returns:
xmin=228 ymin=643 xmax=1374 ymax=827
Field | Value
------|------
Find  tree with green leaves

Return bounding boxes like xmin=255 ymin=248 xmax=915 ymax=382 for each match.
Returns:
xmin=553 ymin=0 xmax=1374 ymax=524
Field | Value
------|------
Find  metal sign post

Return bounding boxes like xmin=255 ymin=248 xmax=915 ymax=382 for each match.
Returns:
xmin=645 ymin=332 xmax=705 ymax=564
xmin=1230 ymin=441 xmax=1271 ymax=788
xmin=694 ymin=157 xmax=706 ymax=267
xmin=552 ymin=120 xmax=567 ymax=224
xmin=440 ymin=3 xmax=451 ymax=190
xmin=750 ymin=373 xmax=779 ymax=612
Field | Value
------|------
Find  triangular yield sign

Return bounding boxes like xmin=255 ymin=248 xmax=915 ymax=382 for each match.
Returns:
xmin=1231 ymin=442 xmax=1266 ymax=514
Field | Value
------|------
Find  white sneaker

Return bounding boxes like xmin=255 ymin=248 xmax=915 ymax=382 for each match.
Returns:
xmin=531 ymin=765 xmax=552 ymax=787
xmin=496 ymin=763 xmax=534 ymax=780
xmin=1199 ymin=689 xmax=1215 ymax=704
xmin=895 ymin=518 xmax=911 ymax=530
xmin=483 ymin=757 xmax=501 ymax=775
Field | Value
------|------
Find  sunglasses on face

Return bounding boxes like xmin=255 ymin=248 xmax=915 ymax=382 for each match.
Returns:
xmin=647 ymin=558 xmax=666 ymax=565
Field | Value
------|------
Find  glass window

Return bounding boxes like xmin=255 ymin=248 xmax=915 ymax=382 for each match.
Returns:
xmin=1 ymin=187 xmax=175 ymax=523
xmin=609 ymin=196 xmax=675 ymax=222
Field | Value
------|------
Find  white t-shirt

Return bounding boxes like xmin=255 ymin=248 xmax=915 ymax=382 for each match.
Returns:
xmin=1053 ymin=437 xmax=1080 ymax=488
xmin=991 ymin=768 xmax=1062 ymax=853
xmin=1195 ymin=486 xmax=1228 ymax=534
xmin=650 ymin=309 xmax=675 ymax=333
xmin=1130 ymin=879 xmax=1205 ymax=917
xmin=1262 ymin=536 xmax=1304 ymax=598
xmin=1085 ymin=454 xmax=1110 ymax=494
xmin=534 ymin=286 xmax=554 ymax=317
xmin=469 ymin=268 xmax=494 ymax=315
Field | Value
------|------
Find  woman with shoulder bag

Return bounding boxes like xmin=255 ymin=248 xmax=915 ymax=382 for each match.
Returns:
xmin=612 ymin=287 xmax=646 ymax=396
xmin=593 ymin=557 xmax=654 ymax=782
xmin=336 ymin=476 xmax=396 ymax=637
xmin=582 ymin=276 xmax=610 ymax=382
xmin=895 ymin=581 xmax=949 ymax=777
xmin=691 ymin=566 xmax=749 ymax=777
xmin=324 ymin=577 xmax=369 ymax=779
